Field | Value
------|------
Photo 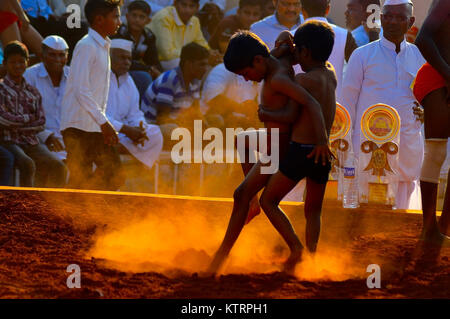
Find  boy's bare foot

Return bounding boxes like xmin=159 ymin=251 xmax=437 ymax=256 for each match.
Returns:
xmin=245 ymin=196 xmax=261 ymax=224
xmin=282 ymin=248 xmax=303 ymax=275
xmin=419 ymin=229 xmax=450 ymax=247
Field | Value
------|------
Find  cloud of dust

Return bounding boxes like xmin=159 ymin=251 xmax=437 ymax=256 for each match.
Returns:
xmin=87 ymin=197 xmax=364 ymax=282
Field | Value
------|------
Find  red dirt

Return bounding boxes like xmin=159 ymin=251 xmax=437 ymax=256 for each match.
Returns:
xmin=0 ymin=189 xmax=449 ymax=299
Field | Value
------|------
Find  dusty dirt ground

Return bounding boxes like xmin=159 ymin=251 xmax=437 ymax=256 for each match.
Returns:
xmin=0 ymin=189 xmax=449 ymax=299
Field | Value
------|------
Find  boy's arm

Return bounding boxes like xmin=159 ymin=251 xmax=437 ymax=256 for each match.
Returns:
xmin=258 ymin=100 xmax=300 ymax=123
xmin=271 ymin=74 xmax=332 ymax=165
xmin=271 ymin=74 xmax=328 ymax=144
xmin=415 ymin=0 xmax=450 ymax=88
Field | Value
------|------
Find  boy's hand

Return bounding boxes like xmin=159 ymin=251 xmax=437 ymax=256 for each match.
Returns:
xmin=100 ymin=122 xmax=119 ymax=146
xmin=307 ymin=144 xmax=335 ymax=166
xmin=412 ymin=102 xmax=424 ymax=123
xmin=257 ymin=104 xmax=269 ymax=122
xmin=45 ymin=134 xmax=65 ymax=152
xmin=275 ymin=31 xmax=294 ymax=49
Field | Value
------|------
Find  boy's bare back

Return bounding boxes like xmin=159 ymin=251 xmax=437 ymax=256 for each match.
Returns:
xmin=291 ymin=63 xmax=337 ymax=144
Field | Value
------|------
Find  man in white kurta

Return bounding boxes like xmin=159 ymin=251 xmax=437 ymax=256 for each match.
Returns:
xmin=341 ymin=0 xmax=425 ymax=209
xmin=24 ymin=36 xmax=70 ymax=161
xmin=108 ymin=39 xmax=163 ymax=169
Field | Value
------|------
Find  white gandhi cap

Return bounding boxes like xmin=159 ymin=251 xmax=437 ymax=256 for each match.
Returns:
xmin=383 ymin=0 xmax=413 ymax=6
xmin=110 ymin=39 xmax=133 ymax=53
xmin=42 ymin=35 xmax=69 ymax=51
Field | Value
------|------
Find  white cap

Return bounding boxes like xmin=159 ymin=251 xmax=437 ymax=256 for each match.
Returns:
xmin=42 ymin=35 xmax=69 ymax=51
xmin=383 ymin=0 xmax=413 ymax=6
xmin=110 ymin=39 xmax=133 ymax=53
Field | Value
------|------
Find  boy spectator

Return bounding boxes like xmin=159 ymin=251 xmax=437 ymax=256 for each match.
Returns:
xmin=197 ymin=1 xmax=224 ymax=41
xmin=107 ymin=39 xmax=163 ymax=169
xmin=149 ymin=0 xmax=217 ymax=70
xmin=141 ymin=42 xmax=209 ymax=143
xmin=209 ymin=0 xmax=262 ymax=51
xmin=24 ymin=35 xmax=69 ymax=160
xmin=113 ymin=0 xmax=162 ymax=95
xmin=60 ymin=0 xmax=124 ymax=190
xmin=0 ymin=41 xmax=66 ymax=187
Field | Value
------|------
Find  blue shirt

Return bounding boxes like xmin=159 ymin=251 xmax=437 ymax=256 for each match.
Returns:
xmin=21 ymin=0 xmax=53 ymax=19
xmin=352 ymin=25 xmax=369 ymax=47
xmin=141 ymin=67 xmax=201 ymax=122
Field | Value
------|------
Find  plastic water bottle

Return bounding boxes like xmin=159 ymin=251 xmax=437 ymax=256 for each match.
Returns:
xmin=343 ymin=153 xmax=359 ymax=208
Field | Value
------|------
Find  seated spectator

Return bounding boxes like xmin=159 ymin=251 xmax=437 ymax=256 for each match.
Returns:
xmin=0 ymin=0 xmax=44 ymax=59
xmin=0 ymin=146 xmax=14 ymax=186
xmin=345 ymin=0 xmax=381 ymax=47
xmin=149 ymin=0 xmax=219 ymax=70
xmin=113 ymin=0 xmax=162 ymax=97
xmin=209 ymin=0 xmax=262 ymax=52
xmin=197 ymin=1 xmax=224 ymax=41
xmin=107 ymin=39 xmax=163 ymax=169
xmin=141 ymin=42 xmax=209 ymax=144
xmin=0 ymin=41 xmax=67 ymax=187
xmin=201 ymin=61 xmax=261 ymax=130
xmin=24 ymin=35 xmax=70 ymax=161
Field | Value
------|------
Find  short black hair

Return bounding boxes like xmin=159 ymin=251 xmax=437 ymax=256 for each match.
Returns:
xmin=3 ymin=41 xmax=29 ymax=62
xmin=300 ymin=0 xmax=330 ymax=17
xmin=127 ymin=0 xmax=151 ymax=15
xmin=85 ymin=0 xmax=121 ymax=25
xmin=224 ymin=30 xmax=270 ymax=73
xmin=180 ymin=42 xmax=209 ymax=68
xmin=294 ymin=20 xmax=334 ymax=62
xmin=239 ymin=0 xmax=261 ymax=9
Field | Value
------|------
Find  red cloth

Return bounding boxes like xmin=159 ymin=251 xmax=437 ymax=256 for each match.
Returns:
xmin=0 ymin=11 xmax=20 ymax=33
xmin=413 ymin=62 xmax=446 ymax=104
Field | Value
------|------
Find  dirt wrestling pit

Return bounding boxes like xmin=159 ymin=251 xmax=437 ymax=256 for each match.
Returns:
xmin=0 ymin=187 xmax=449 ymax=299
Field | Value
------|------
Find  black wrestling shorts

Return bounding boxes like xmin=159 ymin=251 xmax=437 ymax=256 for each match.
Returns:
xmin=279 ymin=142 xmax=331 ymax=184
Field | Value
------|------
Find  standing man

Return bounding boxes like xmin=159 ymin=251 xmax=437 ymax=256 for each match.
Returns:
xmin=342 ymin=0 xmax=425 ymax=210
xmin=413 ymin=0 xmax=450 ymax=243
xmin=250 ymin=0 xmax=304 ymax=51
xmin=24 ymin=35 xmax=69 ymax=160
xmin=301 ymin=0 xmax=357 ymax=102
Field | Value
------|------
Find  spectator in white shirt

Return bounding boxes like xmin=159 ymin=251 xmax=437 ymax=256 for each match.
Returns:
xmin=107 ymin=39 xmax=163 ymax=169
xmin=250 ymin=0 xmax=304 ymax=50
xmin=60 ymin=0 xmax=124 ymax=190
xmin=24 ymin=36 xmax=69 ymax=161
xmin=341 ymin=0 xmax=425 ymax=209
xmin=300 ymin=0 xmax=357 ymax=102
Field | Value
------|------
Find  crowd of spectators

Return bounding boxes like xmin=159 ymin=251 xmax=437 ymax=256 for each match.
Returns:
xmin=0 ymin=0 xmax=444 ymax=211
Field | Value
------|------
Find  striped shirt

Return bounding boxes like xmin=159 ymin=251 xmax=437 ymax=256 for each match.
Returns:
xmin=141 ymin=67 xmax=201 ymax=122
xmin=0 ymin=75 xmax=45 ymax=145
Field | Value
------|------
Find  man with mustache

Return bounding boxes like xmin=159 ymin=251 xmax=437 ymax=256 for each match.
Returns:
xmin=250 ymin=0 xmax=304 ymax=51
xmin=342 ymin=0 xmax=426 ymax=210
xmin=24 ymin=36 xmax=70 ymax=160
